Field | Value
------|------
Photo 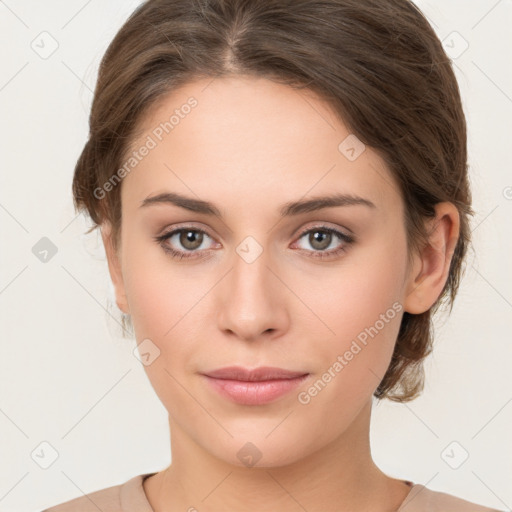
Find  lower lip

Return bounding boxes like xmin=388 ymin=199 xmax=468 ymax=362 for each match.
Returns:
xmin=202 ymin=374 xmax=310 ymax=405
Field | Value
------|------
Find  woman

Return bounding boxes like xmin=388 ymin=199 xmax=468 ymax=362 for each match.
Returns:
xmin=43 ymin=0 xmax=503 ymax=510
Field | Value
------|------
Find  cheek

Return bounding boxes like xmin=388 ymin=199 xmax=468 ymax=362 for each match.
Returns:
xmin=305 ymin=233 xmax=408 ymax=390
xmin=120 ymin=238 xmax=212 ymax=374
xmin=121 ymin=231 xmax=196 ymax=337
xmin=124 ymin=266 xmax=177 ymax=338
xmin=121 ymin=249 xmax=202 ymax=408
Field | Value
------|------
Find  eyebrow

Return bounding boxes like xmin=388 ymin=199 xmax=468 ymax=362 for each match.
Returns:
xmin=139 ymin=191 xmax=376 ymax=218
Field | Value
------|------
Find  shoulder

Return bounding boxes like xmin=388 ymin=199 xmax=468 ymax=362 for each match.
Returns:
xmin=41 ymin=484 xmax=121 ymax=512
xmin=41 ymin=473 xmax=150 ymax=512
xmin=400 ymin=484 xmax=504 ymax=512
xmin=40 ymin=473 xmax=155 ymax=512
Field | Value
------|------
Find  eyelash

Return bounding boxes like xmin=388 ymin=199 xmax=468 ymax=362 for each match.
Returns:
xmin=154 ymin=225 xmax=355 ymax=261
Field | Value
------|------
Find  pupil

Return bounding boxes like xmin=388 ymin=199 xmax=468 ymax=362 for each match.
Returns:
xmin=182 ymin=230 xmax=202 ymax=249
xmin=311 ymin=230 xmax=330 ymax=250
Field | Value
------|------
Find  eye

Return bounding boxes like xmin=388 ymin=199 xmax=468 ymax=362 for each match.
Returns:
xmin=292 ymin=225 xmax=355 ymax=260
xmin=154 ymin=224 xmax=355 ymax=261
xmin=154 ymin=227 xmax=217 ymax=260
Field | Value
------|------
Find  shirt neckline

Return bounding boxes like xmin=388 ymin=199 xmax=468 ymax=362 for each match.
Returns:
xmin=121 ymin=473 xmax=422 ymax=512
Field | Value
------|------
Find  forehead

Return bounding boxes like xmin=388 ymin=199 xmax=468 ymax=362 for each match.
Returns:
xmin=121 ymin=76 xmax=401 ymax=218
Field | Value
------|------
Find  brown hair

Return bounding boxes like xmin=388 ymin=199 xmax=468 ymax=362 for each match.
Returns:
xmin=72 ymin=0 xmax=472 ymax=402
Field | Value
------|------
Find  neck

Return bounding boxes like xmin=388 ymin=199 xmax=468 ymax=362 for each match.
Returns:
xmin=145 ymin=400 xmax=411 ymax=511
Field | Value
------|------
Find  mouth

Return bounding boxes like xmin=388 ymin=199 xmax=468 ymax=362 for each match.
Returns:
xmin=200 ymin=366 xmax=310 ymax=405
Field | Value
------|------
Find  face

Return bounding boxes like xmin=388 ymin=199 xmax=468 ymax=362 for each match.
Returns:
xmin=104 ymin=75 xmax=422 ymax=468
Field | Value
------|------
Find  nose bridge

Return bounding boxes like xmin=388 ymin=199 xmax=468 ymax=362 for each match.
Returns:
xmin=217 ymin=236 xmax=287 ymax=339
xmin=230 ymin=238 xmax=277 ymax=311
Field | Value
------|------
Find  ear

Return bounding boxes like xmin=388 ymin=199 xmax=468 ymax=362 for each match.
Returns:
xmin=100 ymin=222 xmax=130 ymax=315
xmin=403 ymin=202 xmax=460 ymax=314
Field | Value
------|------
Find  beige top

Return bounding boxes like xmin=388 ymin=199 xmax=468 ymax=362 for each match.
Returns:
xmin=42 ymin=473 xmax=504 ymax=511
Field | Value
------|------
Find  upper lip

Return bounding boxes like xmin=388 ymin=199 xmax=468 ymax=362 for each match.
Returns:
xmin=202 ymin=366 xmax=309 ymax=381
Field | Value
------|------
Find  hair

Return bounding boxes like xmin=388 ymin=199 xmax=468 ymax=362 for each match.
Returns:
xmin=72 ymin=0 xmax=473 ymax=402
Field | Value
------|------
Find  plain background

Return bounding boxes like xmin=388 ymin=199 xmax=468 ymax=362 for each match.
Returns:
xmin=0 ymin=1 xmax=511 ymax=511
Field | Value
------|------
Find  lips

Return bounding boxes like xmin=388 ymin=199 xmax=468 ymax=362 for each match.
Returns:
xmin=201 ymin=366 xmax=310 ymax=405
xmin=202 ymin=366 xmax=308 ymax=381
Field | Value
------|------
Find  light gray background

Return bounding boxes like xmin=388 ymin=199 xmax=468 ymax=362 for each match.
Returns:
xmin=0 ymin=1 xmax=511 ymax=511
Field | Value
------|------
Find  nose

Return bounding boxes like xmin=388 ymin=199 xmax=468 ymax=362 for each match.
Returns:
xmin=216 ymin=245 xmax=289 ymax=342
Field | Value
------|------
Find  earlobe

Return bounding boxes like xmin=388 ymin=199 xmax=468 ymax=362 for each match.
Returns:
xmin=100 ymin=223 xmax=130 ymax=315
xmin=403 ymin=202 xmax=460 ymax=314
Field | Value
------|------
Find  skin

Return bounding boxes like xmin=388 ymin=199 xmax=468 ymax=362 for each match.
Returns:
xmin=101 ymin=75 xmax=460 ymax=511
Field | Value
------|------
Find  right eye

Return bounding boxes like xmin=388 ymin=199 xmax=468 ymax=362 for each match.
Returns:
xmin=154 ymin=227 xmax=217 ymax=260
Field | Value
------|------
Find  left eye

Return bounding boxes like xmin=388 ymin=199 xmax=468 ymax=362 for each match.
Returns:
xmin=155 ymin=225 xmax=354 ymax=261
xmin=293 ymin=226 xmax=354 ymax=259
xmin=299 ymin=227 xmax=351 ymax=251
